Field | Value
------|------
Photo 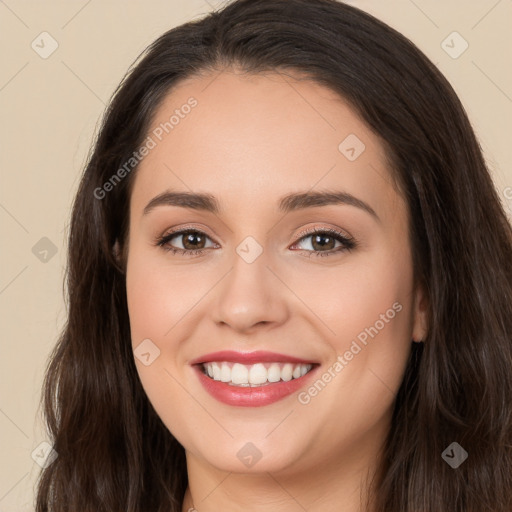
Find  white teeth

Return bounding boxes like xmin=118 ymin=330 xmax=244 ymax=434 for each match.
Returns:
xmin=231 ymin=363 xmax=248 ymax=385
xmin=212 ymin=362 xmax=221 ymax=381
xmin=220 ymin=364 xmax=231 ymax=383
xmin=281 ymin=363 xmax=293 ymax=382
xmin=267 ymin=363 xmax=281 ymax=383
xmin=202 ymin=361 xmax=314 ymax=387
xmin=249 ymin=363 xmax=268 ymax=385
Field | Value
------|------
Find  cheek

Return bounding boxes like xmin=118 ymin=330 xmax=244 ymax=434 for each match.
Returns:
xmin=310 ymin=243 xmax=414 ymax=382
xmin=293 ymin=254 xmax=414 ymax=442
xmin=341 ymin=260 xmax=414 ymax=393
xmin=126 ymin=264 xmax=167 ymax=344
xmin=126 ymin=246 xmax=199 ymax=345
xmin=299 ymin=244 xmax=413 ymax=341
xmin=125 ymin=248 xmax=204 ymax=432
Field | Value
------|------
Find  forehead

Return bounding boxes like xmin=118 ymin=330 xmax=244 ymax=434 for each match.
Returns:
xmin=130 ymin=70 xmax=403 ymax=222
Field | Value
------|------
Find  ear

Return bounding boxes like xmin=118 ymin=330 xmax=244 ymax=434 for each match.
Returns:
xmin=411 ymin=281 xmax=428 ymax=342
xmin=112 ymin=239 xmax=125 ymax=273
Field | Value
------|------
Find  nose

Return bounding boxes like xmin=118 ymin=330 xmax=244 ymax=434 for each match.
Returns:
xmin=211 ymin=250 xmax=289 ymax=334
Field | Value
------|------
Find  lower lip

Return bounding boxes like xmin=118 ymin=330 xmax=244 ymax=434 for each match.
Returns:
xmin=193 ymin=364 xmax=319 ymax=407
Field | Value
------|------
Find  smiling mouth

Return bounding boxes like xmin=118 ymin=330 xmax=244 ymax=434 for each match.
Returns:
xmin=199 ymin=361 xmax=316 ymax=387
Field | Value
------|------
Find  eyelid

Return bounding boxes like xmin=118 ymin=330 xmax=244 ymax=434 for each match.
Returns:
xmin=290 ymin=225 xmax=356 ymax=252
xmin=156 ymin=224 xmax=354 ymax=246
xmin=154 ymin=225 xmax=358 ymax=256
xmin=156 ymin=223 xmax=221 ymax=243
xmin=294 ymin=225 xmax=354 ymax=242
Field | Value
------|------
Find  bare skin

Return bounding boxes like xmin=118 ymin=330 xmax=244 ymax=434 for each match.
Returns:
xmin=124 ymin=68 xmax=428 ymax=512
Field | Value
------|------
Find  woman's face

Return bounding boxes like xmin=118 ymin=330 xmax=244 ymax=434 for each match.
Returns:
xmin=125 ymin=70 xmax=427 ymax=476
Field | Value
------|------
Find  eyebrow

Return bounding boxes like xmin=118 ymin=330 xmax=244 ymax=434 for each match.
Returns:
xmin=143 ymin=190 xmax=379 ymax=222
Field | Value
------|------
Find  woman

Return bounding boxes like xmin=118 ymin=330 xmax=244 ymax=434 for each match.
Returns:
xmin=36 ymin=0 xmax=512 ymax=510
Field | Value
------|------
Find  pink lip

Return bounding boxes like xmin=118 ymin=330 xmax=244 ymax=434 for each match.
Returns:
xmin=189 ymin=350 xmax=318 ymax=365
xmin=191 ymin=355 xmax=320 ymax=407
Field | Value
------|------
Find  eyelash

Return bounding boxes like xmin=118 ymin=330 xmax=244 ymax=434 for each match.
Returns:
xmin=154 ymin=226 xmax=357 ymax=258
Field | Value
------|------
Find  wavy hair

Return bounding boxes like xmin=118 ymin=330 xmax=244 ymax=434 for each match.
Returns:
xmin=36 ymin=0 xmax=512 ymax=510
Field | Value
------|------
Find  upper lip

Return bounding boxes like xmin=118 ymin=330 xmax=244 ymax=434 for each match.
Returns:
xmin=189 ymin=350 xmax=319 ymax=365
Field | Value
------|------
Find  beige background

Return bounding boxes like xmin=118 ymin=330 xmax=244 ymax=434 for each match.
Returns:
xmin=0 ymin=0 xmax=511 ymax=509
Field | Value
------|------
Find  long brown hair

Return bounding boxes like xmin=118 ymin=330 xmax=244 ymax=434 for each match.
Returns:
xmin=36 ymin=0 xmax=512 ymax=510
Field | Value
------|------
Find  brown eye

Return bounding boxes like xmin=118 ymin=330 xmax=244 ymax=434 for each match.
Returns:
xmin=179 ymin=231 xmax=207 ymax=250
xmin=156 ymin=229 xmax=216 ymax=255
xmin=309 ymin=233 xmax=337 ymax=251
xmin=291 ymin=228 xmax=357 ymax=257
